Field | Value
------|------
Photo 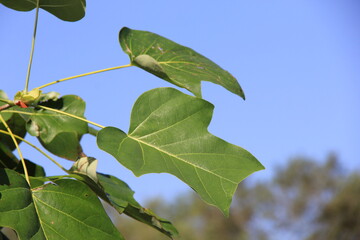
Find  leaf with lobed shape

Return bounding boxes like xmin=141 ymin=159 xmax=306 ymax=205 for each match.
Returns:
xmin=97 ymin=87 xmax=264 ymax=215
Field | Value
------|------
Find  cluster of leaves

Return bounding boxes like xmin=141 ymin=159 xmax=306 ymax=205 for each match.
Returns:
xmin=0 ymin=1 xmax=264 ymax=239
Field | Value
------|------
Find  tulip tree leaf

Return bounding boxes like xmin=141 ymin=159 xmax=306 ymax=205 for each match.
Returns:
xmin=98 ymin=173 xmax=178 ymax=238
xmin=97 ymin=87 xmax=264 ymax=215
xmin=119 ymin=27 xmax=245 ymax=99
xmin=0 ymin=0 xmax=86 ymax=22
xmin=26 ymin=95 xmax=88 ymax=160
xmin=0 ymin=168 xmax=124 ymax=240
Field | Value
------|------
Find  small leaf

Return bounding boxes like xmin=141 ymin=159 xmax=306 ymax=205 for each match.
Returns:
xmin=26 ymin=95 xmax=88 ymax=160
xmin=0 ymin=0 xmax=86 ymax=22
xmin=70 ymin=156 xmax=99 ymax=182
xmin=0 ymin=169 xmax=124 ymax=239
xmin=14 ymin=89 xmax=42 ymax=106
xmin=98 ymin=173 xmax=178 ymax=238
xmin=97 ymin=87 xmax=264 ymax=215
xmin=119 ymin=27 xmax=245 ymax=99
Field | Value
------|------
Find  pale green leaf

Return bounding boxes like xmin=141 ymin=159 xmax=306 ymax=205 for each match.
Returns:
xmin=119 ymin=27 xmax=245 ymax=99
xmin=70 ymin=156 xmax=99 ymax=182
xmin=97 ymin=87 xmax=264 ymax=215
xmin=0 ymin=0 xmax=86 ymax=22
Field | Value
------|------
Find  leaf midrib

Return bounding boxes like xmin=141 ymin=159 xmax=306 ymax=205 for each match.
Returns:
xmin=126 ymin=135 xmax=237 ymax=184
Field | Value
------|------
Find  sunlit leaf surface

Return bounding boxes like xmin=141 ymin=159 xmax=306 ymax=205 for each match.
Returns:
xmin=97 ymin=88 xmax=263 ymax=215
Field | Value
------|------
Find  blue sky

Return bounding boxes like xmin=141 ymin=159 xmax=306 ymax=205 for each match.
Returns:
xmin=0 ymin=0 xmax=359 ymax=203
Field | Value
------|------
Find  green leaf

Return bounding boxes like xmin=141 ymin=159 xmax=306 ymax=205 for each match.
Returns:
xmin=119 ymin=27 xmax=245 ymax=99
xmin=0 ymin=169 xmax=124 ymax=240
xmin=26 ymin=95 xmax=88 ymax=160
xmin=97 ymin=87 xmax=264 ymax=215
xmin=98 ymin=173 xmax=178 ymax=238
xmin=0 ymin=0 xmax=86 ymax=22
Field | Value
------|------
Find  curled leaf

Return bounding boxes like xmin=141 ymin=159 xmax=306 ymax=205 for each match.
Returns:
xmin=120 ymin=27 xmax=245 ymax=99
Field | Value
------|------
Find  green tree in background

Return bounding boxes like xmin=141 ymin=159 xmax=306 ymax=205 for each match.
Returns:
xmin=112 ymin=155 xmax=360 ymax=240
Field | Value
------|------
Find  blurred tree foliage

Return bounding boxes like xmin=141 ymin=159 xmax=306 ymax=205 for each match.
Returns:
xmin=111 ymin=155 xmax=360 ymax=240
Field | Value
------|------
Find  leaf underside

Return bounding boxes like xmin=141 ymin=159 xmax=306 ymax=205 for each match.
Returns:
xmin=119 ymin=27 xmax=245 ymax=99
xmin=97 ymin=87 xmax=264 ymax=215
xmin=0 ymin=0 xmax=86 ymax=22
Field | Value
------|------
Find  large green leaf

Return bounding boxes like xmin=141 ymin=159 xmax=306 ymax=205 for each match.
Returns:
xmin=26 ymin=95 xmax=88 ymax=160
xmin=0 ymin=169 xmax=124 ymax=240
xmin=98 ymin=173 xmax=178 ymax=238
xmin=0 ymin=0 xmax=86 ymax=22
xmin=119 ymin=27 xmax=245 ymax=99
xmin=97 ymin=87 xmax=264 ymax=215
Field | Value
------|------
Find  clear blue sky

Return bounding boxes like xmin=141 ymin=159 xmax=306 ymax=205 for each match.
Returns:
xmin=1 ymin=0 xmax=359 ymax=203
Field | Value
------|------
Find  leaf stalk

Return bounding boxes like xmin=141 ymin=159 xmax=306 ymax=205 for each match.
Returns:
xmin=36 ymin=64 xmax=133 ymax=90
xmin=37 ymin=105 xmax=105 ymax=129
